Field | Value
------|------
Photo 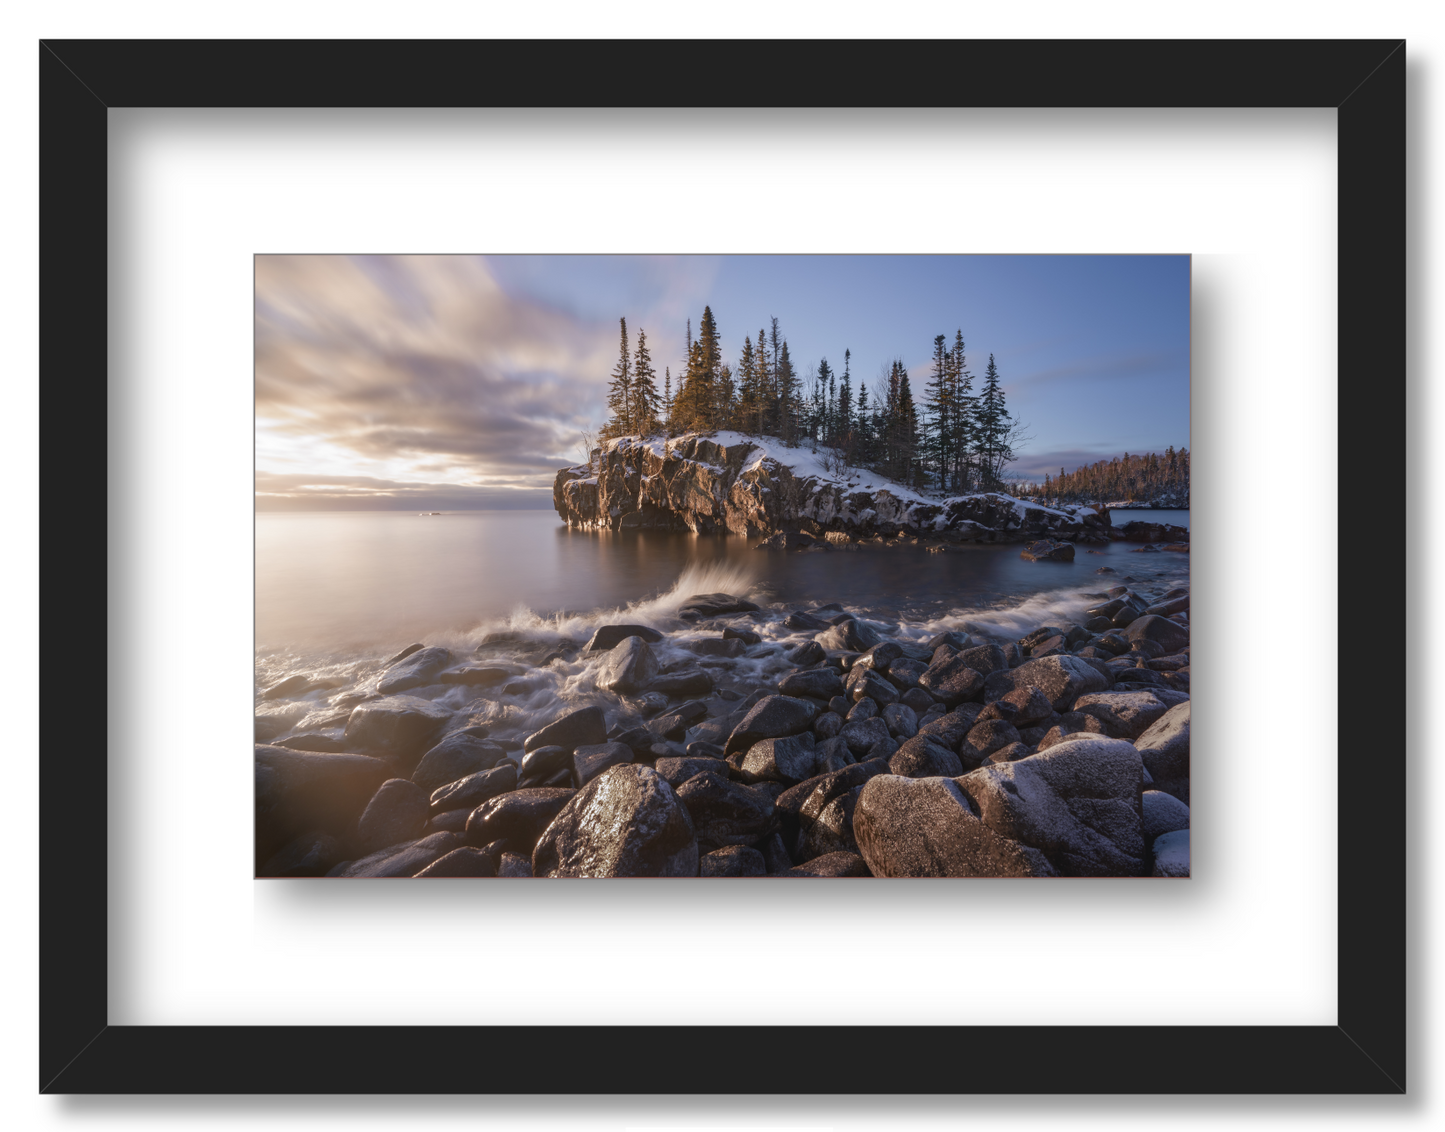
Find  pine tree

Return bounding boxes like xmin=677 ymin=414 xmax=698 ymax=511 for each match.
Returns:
xmin=838 ymin=348 xmax=854 ymax=454
xmin=632 ymin=327 xmax=660 ymax=434
xmin=736 ymin=335 xmax=763 ymax=434
xmin=854 ymin=379 xmax=872 ymax=465
xmin=601 ymin=317 xmax=632 ymax=439
xmin=923 ymin=333 xmax=953 ymax=491
xmin=951 ymin=330 xmax=974 ymax=492
xmin=974 ymin=353 xmax=1012 ymax=490
xmin=754 ymin=326 xmax=773 ymax=434
xmin=663 ymin=367 xmax=673 ymax=434
xmin=816 ymin=357 xmax=835 ymax=444
xmin=777 ymin=339 xmax=799 ymax=444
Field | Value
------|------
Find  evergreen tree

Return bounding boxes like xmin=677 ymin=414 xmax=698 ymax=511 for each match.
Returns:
xmin=663 ymin=366 xmax=673 ymax=434
xmin=736 ymin=335 xmax=763 ymax=434
xmin=632 ymin=327 xmax=660 ymax=433
xmin=838 ymin=349 xmax=853 ymax=448
xmin=816 ymin=357 xmax=835 ymax=444
xmin=951 ymin=330 xmax=974 ymax=491
xmin=854 ymin=379 xmax=873 ymax=465
xmin=777 ymin=339 xmax=799 ymax=444
xmin=922 ymin=334 xmax=953 ymax=491
xmin=601 ymin=317 xmax=632 ymax=439
xmin=754 ymin=326 xmax=773 ymax=432
xmin=974 ymin=353 xmax=1012 ymax=489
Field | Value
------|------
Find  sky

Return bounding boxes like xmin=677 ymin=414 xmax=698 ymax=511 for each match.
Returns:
xmin=254 ymin=254 xmax=1189 ymax=510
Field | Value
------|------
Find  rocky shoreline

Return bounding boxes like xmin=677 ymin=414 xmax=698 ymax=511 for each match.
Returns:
xmin=256 ymin=580 xmax=1191 ymax=879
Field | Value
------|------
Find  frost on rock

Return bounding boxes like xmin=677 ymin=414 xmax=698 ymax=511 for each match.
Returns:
xmin=554 ymin=432 xmax=1114 ymax=544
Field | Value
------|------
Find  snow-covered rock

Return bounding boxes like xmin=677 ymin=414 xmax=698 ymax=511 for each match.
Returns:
xmin=553 ymin=432 xmax=1111 ymax=543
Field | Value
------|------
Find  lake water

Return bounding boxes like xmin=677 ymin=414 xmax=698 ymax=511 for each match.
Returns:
xmin=255 ymin=507 xmax=1190 ymax=675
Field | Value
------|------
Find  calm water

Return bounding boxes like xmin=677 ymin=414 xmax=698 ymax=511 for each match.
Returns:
xmin=256 ymin=508 xmax=1190 ymax=666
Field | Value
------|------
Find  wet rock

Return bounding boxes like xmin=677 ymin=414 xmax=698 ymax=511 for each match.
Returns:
xmin=1036 ymin=711 xmax=1108 ymax=751
xmin=881 ymin=702 xmax=919 ymax=739
xmin=1135 ymin=701 xmax=1190 ymax=803
xmin=788 ymin=641 xmax=826 ymax=667
xmin=686 ymin=740 xmax=726 ymax=759
xmin=524 ymin=705 xmax=608 ymax=753
xmin=760 ymin=830 xmax=795 ymax=874
xmin=840 ymin=716 xmax=892 ymax=756
xmin=785 ymin=610 xmax=831 ymax=631
xmin=1152 ymin=829 xmax=1190 ymax=876
xmin=917 ymin=656 xmax=985 ymax=706
xmin=427 ymin=807 xmax=474 ymax=833
xmin=356 ymin=778 xmax=431 ymax=855
xmin=699 ymin=844 xmax=767 ymax=877
xmin=254 ymin=746 xmax=391 ymax=868
xmin=411 ymin=733 xmax=509 ymax=793
xmin=884 ymin=658 xmax=928 ymax=691
xmin=260 ymin=674 xmax=319 ymax=701
xmin=916 ymin=706 xmax=979 ymax=750
xmin=960 ymin=736 xmax=1146 ymax=876
xmin=798 ymin=786 xmax=864 ymax=861
xmin=1020 ymin=538 xmax=1075 ymax=562
xmin=572 ymin=741 xmax=635 ymax=787
xmin=984 ymin=741 xmax=1034 ymax=764
xmin=900 ymin=687 xmax=936 ymax=714
xmin=812 ymin=735 xmax=855 ymax=773
xmin=851 ymin=670 xmax=900 ymax=709
xmin=1142 ymin=790 xmax=1191 ymax=846
xmin=1145 ymin=595 xmax=1190 ymax=617
xmin=377 ymin=647 xmax=454 ymax=694
xmin=962 ymin=719 xmax=1023 ymax=763
xmin=497 ymin=852 xmax=533 ymax=877
xmin=724 ymin=695 xmax=817 ymax=755
xmin=675 ymin=770 xmax=778 ymax=848
xmin=655 ymin=755 xmax=727 ymax=787
xmin=983 ymin=655 xmax=1112 ymax=712
xmin=677 ymin=593 xmax=761 ymax=620
xmin=438 ymin=667 xmax=513 ymax=687
xmin=273 ymin=730 xmax=349 ymax=753
xmin=533 ymin=764 xmax=698 ymax=877
xmin=465 ymin=787 xmax=577 ymax=855
xmin=1072 ymin=691 xmax=1171 ymax=740
xmin=337 ymin=831 xmax=467 ymax=877
xmin=778 ymin=668 xmax=844 ymax=699
xmin=888 ymin=735 xmax=964 ymax=778
xmin=385 ymin=643 xmax=425 ymax=665
xmin=255 ymin=700 xmax=313 ymax=742
xmin=854 ymin=775 xmax=1056 ymax=877
xmin=817 ymin=618 xmax=880 ymax=652
xmin=812 ymin=711 xmax=844 ymax=740
xmin=343 ymin=695 xmax=452 ymax=763
xmin=650 ymin=700 xmax=710 ymax=741
xmin=926 ymin=630 xmax=973 ymax=653
xmin=258 ymin=830 xmax=344 ymax=877
xmin=414 ymin=846 xmax=497 ymax=877
xmin=845 ymin=697 xmax=878 ymax=722
xmin=1124 ymin=614 xmax=1189 ymax=654
xmin=1019 ymin=626 xmax=1065 ymax=653
xmin=723 ymin=627 xmax=762 ymax=645
xmin=693 ymin=636 xmax=746 ymax=659
xmin=585 ymin=624 xmax=664 ymax=652
xmin=740 ymin=733 xmax=819 ymax=784
xmin=779 ymin=851 xmax=873 ymax=877
xmin=648 ymin=669 xmax=715 ymax=697
xmin=1000 ymin=686 xmax=1053 ymax=727
xmin=519 ymin=745 xmax=574 ymax=788
xmin=598 ymin=635 xmax=660 ymax=695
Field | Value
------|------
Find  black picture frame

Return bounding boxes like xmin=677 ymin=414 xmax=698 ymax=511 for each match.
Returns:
xmin=42 ymin=39 xmax=1404 ymax=1094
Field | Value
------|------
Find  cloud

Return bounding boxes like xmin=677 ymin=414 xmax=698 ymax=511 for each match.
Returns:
xmin=255 ymin=255 xmax=617 ymax=497
xmin=254 ymin=471 xmax=553 ymax=512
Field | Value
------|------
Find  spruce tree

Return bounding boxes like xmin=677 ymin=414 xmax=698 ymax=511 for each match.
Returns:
xmin=602 ymin=317 xmax=632 ymax=439
xmin=923 ymin=334 xmax=953 ymax=491
xmin=838 ymin=348 xmax=854 ymax=454
xmin=754 ymin=326 xmax=773 ymax=434
xmin=975 ymin=353 xmax=1012 ymax=489
xmin=663 ymin=367 xmax=673 ymax=434
xmin=777 ymin=339 xmax=799 ymax=445
xmin=633 ymin=327 xmax=660 ymax=434
xmin=736 ymin=335 xmax=762 ymax=434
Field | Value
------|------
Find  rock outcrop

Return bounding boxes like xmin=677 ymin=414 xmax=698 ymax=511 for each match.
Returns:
xmin=554 ymin=432 xmax=1110 ymax=544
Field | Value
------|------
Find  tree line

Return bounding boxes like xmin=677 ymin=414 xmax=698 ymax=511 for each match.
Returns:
xmin=1015 ymin=448 xmax=1191 ymax=506
xmin=598 ymin=305 xmax=1026 ymax=495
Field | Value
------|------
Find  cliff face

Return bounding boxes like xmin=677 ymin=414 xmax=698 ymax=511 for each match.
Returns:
xmin=553 ymin=432 xmax=1112 ymax=544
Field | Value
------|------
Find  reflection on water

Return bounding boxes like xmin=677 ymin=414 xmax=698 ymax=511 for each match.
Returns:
xmin=256 ymin=509 xmax=1190 ymax=663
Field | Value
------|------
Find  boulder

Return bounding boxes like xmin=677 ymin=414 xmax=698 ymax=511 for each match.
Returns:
xmin=739 ymin=733 xmax=819 ymax=784
xmin=778 ymin=851 xmax=873 ymax=877
xmin=336 ymin=831 xmax=466 ymax=877
xmin=465 ymin=788 xmax=577 ymax=854
xmin=852 ymin=669 xmax=900 ymax=707
xmin=1135 ymin=701 xmax=1191 ymax=803
xmin=1142 ymin=790 xmax=1191 ymax=846
xmin=356 ymin=778 xmax=432 ymax=854
xmin=427 ymin=809 xmax=474 ymax=834
xmin=853 ymin=775 xmax=1056 ymax=878
xmin=846 ymin=696 xmax=877 ymax=722
xmin=497 ymin=852 xmax=534 ymax=877
xmin=983 ymin=655 xmax=1111 ymax=712
xmin=598 ymin=635 xmax=660 ymax=694
xmin=376 ymin=647 xmax=454 ymax=694
xmin=343 ymin=696 xmax=452 ymax=762
xmin=1152 ymin=829 xmax=1191 ymax=877
xmin=778 ymin=668 xmax=845 ymax=700
xmin=840 ymin=716 xmax=891 ymax=756
xmin=888 ymin=735 xmax=965 ymax=779
xmin=699 ymin=845 xmax=767 ymax=877
xmin=1145 ymin=595 xmax=1190 ymax=617
xmin=959 ymin=736 xmax=1147 ymax=876
xmin=385 ymin=643 xmax=425 ymax=665
xmin=724 ymin=695 xmax=817 ymax=755
xmin=817 ymin=618 xmax=880 ymax=652
xmin=677 ymin=593 xmax=760 ymax=620
xmin=518 ymin=744 xmax=573 ymax=788
xmin=797 ymin=786 xmax=865 ymax=861
xmin=1072 ymin=691 xmax=1171 ymax=740
xmin=411 ymin=732 xmax=509 ymax=793
xmin=884 ymin=658 xmax=928 ymax=691
xmin=675 ymin=770 xmax=778 ymax=848
xmin=1020 ymin=539 xmax=1075 ymax=562
xmin=916 ymin=707 xmax=980 ymax=751
xmin=533 ymin=764 xmax=698 ymax=877
xmin=917 ymin=656 xmax=985 ymax=706
xmin=585 ymin=624 xmax=664 ymax=652
xmin=785 ymin=610 xmax=831 ymax=631
xmin=693 ymin=636 xmax=746 ymax=658
xmin=414 ymin=846 xmax=498 ymax=877
xmin=260 ymin=674 xmax=317 ymax=701
xmin=1124 ymin=614 xmax=1190 ymax=654
xmin=438 ymin=667 xmax=515 ymax=687
xmin=649 ymin=700 xmax=709 ymax=742
xmin=572 ymin=741 xmax=635 ymax=786
xmin=254 ymin=745 xmax=391 ymax=868
xmin=524 ymin=706 xmax=608 ymax=753
xmin=881 ymin=702 xmax=919 ymax=739
xmin=812 ymin=735 xmax=855 ymax=774
xmin=813 ymin=711 xmax=844 ymax=740
xmin=655 ymin=755 xmax=727 ymax=787
xmin=1000 ymin=686 xmax=1053 ymax=727
xmin=648 ymin=669 xmax=714 ymax=697
xmin=961 ymin=719 xmax=1023 ymax=764
xmin=900 ymin=687 xmax=936 ymax=714
xmin=788 ymin=641 xmax=826 ymax=667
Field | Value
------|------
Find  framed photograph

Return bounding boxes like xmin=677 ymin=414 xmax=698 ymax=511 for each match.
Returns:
xmin=43 ymin=39 xmax=1403 ymax=1093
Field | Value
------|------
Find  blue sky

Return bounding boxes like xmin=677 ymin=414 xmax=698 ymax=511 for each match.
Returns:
xmin=255 ymin=254 xmax=1189 ymax=510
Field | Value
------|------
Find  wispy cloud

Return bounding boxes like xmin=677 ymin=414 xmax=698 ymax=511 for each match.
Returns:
xmin=254 ymin=471 xmax=552 ymax=512
xmin=255 ymin=255 xmax=616 ymax=502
